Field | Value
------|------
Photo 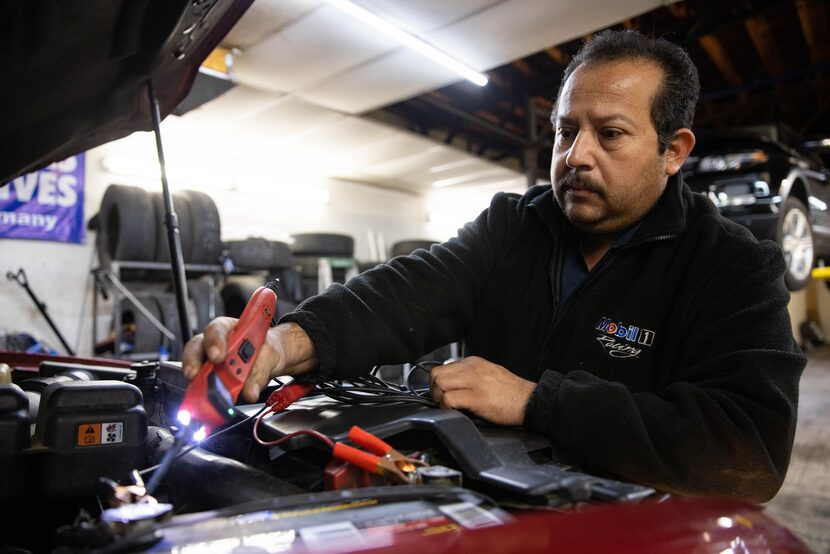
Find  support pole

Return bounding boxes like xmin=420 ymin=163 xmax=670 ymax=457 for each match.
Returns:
xmin=6 ymin=268 xmax=75 ymax=355
xmin=524 ymin=96 xmax=539 ymax=188
xmin=147 ymin=80 xmax=192 ymax=345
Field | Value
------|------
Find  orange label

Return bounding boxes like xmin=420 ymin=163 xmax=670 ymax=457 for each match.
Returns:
xmin=77 ymin=423 xmax=101 ymax=447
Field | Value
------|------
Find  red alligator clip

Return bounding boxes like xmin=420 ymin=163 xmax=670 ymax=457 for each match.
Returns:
xmin=332 ymin=426 xmax=426 ymax=484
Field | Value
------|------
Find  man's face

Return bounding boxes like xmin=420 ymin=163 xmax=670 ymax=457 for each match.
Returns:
xmin=551 ymin=60 xmax=671 ymax=235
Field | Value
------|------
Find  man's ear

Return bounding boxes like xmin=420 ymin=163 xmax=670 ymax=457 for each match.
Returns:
xmin=665 ymin=128 xmax=696 ymax=177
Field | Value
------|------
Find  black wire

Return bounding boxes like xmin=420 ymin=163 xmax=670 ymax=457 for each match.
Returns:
xmin=139 ymin=404 xmax=269 ymax=479
xmin=139 ymin=363 xmax=439 ymax=496
xmin=315 ymin=375 xmax=438 ymax=407
xmin=143 ymin=366 xmax=435 ymax=480
xmin=358 ymin=373 xmax=396 ymax=389
xmin=414 ymin=361 xmax=443 ymax=372
xmin=405 ymin=361 xmax=445 ymax=397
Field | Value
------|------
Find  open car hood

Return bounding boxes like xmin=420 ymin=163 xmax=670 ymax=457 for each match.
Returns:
xmin=0 ymin=0 xmax=252 ymax=184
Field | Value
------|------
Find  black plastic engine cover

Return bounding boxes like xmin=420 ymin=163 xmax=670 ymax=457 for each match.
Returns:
xmin=36 ymin=380 xmax=147 ymax=497
xmin=0 ymin=383 xmax=29 ymax=504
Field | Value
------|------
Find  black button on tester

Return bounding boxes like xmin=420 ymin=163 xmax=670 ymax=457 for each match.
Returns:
xmin=237 ymin=339 xmax=255 ymax=363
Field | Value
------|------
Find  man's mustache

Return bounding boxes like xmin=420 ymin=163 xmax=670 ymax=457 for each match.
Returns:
xmin=557 ymin=171 xmax=603 ymax=194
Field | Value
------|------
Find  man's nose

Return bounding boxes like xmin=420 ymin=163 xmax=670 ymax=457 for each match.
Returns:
xmin=565 ymin=132 xmax=595 ymax=170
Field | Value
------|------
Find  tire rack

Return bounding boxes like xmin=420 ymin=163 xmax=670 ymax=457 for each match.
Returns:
xmin=92 ymin=260 xmax=222 ymax=361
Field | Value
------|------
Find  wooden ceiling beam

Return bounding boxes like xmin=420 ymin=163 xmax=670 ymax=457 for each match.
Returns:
xmin=533 ymin=96 xmax=553 ymax=111
xmin=698 ymin=34 xmax=742 ymax=85
xmin=666 ymin=2 xmax=687 ymax=19
xmin=475 ymin=110 xmax=501 ymax=125
xmin=622 ymin=18 xmax=639 ymax=31
xmin=512 ymin=59 xmax=535 ymax=78
xmin=742 ymin=10 xmax=790 ymax=129
xmin=795 ymin=0 xmax=830 ymax=137
xmin=427 ymin=90 xmax=451 ymax=103
xmin=744 ymin=15 xmax=785 ymax=75
xmin=544 ymin=47 xmax=570 ymax=68
xmin=666 ymin=2 xmax=742 ymax=85
xmin=795 ymin=0 xmax=830 ymax=64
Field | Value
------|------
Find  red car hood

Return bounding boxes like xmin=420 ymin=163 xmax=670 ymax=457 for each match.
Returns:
xmin=0 ymin=0 xmax=252 ymax=184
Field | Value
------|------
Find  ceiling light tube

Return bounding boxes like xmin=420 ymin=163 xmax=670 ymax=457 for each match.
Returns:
xmin=325 ymin=0 xmax=488 ymax=87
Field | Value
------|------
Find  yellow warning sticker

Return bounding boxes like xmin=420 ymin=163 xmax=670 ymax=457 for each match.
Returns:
xmin=78 ymin=423 xmax=101 ymax=447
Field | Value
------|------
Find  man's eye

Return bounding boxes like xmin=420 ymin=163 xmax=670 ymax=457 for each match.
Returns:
xmin=601 ymin=129 xmax=623 ymax=139
xmin=557 ymin=128 xmax=575 ymax=140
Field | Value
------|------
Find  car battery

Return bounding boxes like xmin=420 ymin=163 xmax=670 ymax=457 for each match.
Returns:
xmin=0 ymin=383 xmax=30 ymax=504
xmin=35 ymin=380 xmax=146 ymax=497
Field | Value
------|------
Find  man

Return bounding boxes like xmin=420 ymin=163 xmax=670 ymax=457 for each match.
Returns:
xmin=184 ymin=30 xmax=805 ymax=502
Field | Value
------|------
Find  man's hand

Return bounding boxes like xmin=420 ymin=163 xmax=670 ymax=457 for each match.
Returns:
xmin=429 ymin=356 xmax=536 ymax=426
xmin=182 ymin=319 xmax=318 ymax=403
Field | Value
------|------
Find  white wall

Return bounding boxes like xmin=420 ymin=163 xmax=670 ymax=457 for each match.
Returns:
xmin=1 ymin=135 xmax=498 ymax=357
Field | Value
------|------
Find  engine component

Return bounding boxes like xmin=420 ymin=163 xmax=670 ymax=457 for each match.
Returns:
xmin=417 ymin=465 xmax=463 ymax=487
xmin=35 ymin=380 xmax=147 ymax=497
xmin=19 ymin=370 xmax=94 ymax=421
xmin=0 ymin=383 xmax=29 ymax=504
xmin=147 ymin=426 xmax=304 ymax=511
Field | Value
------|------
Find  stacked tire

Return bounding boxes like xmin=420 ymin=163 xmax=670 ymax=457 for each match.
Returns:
xmin=94 ymin=184 xmax=225 ymax=359
xmin=220 ymin=238 xmax=301 ymax=320
xmin=94 ymin=184 xmax=223 ymax=274
xmin=290 ymin=233 xmax=356 ymax=299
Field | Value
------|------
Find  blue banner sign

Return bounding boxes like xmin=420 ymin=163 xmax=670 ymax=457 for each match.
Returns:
xmin=0 ymin=153 xmax=86 ymax=243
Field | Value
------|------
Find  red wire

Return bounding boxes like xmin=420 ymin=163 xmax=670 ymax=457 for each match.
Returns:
xmin=253 ymin=407 xmax=335 ymax=449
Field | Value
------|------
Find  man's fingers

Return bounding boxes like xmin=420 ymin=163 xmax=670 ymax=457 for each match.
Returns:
xmin=431 ymin=365 xmax=473 ymax=392
xmin=181 ymin=317 xmax=237 ymax=381
xmin=241 ymin=356 xmax=276 ymax=403
xmin=181 ymin=333 xmax=206 ymax=380
xmin=181 ymin=316 xmax=293 ymax=404
xmin=430 ymin=365 xmax=475 ymax=406
xmin=202 ymin=317 xmax=237 ymax=362
xmin=440 ymin=389 xmax=477 ymax=411
xmin=241 ymin=378 xmax=264 ymax=404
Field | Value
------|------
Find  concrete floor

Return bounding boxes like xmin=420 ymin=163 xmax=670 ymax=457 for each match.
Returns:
xmin=765 ymin=345 xmax=830 ymax=553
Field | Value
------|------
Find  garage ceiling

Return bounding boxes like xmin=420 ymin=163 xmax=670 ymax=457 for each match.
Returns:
xmin=174 ymin=0 xmax=668 ymax=194
xmin=371 ymin=0 xmax=830 ymax=182
xmin=175 ymin=0 xmax=830 ymax=196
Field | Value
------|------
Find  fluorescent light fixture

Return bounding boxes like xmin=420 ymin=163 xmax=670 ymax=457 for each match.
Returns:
xmin=324 ymin=0 xmax=488 ymax=87
xmin=431 ymin=169 xmax=510 ymax=188
xmin=428 ymin=158 xmax=479 ymax=174
xmin=432 ymin=174 xmax=477 ymax=188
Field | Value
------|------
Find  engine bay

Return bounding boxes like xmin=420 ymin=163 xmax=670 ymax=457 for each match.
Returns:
xmin=1 ymin=354 xmax=661 ymax=553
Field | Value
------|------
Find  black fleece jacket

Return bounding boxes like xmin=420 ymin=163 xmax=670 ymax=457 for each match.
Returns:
xmin=281 ymin=174 xmax=805 ymax=502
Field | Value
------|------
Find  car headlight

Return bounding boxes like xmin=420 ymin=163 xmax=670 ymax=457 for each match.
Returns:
xmin=697 ymin=150 xmax=769 ymax=173
xmin=707 ymin=180 xmax=771 ymax=208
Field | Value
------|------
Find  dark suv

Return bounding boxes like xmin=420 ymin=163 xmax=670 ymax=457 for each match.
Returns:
xmin=684 ymin=130 xmax=830 ymax=290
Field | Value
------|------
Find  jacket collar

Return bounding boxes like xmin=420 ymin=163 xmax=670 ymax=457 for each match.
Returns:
xmin=528 ymin=172 xmax=688 ymax=243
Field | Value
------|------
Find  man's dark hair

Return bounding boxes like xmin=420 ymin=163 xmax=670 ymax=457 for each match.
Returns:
xmin=554 ymin=29 xmax=700 ymax=153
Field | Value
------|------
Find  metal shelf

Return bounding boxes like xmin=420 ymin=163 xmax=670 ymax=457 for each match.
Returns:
xmin=92 ymin=261 xmax=223 ymax=360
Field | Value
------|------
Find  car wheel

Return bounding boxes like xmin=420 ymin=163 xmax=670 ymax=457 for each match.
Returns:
xmin=777 ymin=197 xmax=814 ymax=291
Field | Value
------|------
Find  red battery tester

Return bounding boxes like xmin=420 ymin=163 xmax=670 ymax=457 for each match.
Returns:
xmin=178 ymin=281 xmax=279 ymax=434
